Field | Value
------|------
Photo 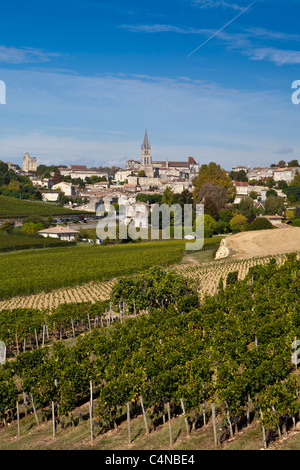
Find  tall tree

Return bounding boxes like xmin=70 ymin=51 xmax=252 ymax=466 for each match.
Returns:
xmin=196 ymin=182 xmax=227 ymax=218
xmin=239 ymin=197 xmax=256 ymax=219
xmin=193 ymin=162 xmax=236 ymax=203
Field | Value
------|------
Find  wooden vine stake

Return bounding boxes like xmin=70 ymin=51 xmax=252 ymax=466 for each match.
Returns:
xmin=89 ymin=380 xmax=94 ymax=444
xmin=202 ymin=384 xmax=206 ymax=425
xmin=89 ymin=402 xmax=94 ymax=444
xmin=246 ymin=396 xmax=250 ymax=427
xmin=225 ymin=401 xmax=233 ymax=438
xmin=71 ymin=318 xmax=76 ymax=338
xmin=52 ymin=401 xmax=56 ymax=437
xmin=139 ymin=396 xmax=149 ymax=435
xmin=23 ymin=391 xmax=28 ymax=417
xmin=35 ymin=329 xmax=39 ymax=348
xmin=259 ymin=408 xmax=267 ymax=449
xmin=167 ymin=402 xmax=172 ymax=446
xmin=42 ymin=325 xmax=45 ymax=347
xmin=271 ymin=405 xmax=281 ymax=440
xmin=211 ymin=403 xmax=218 ymax=447
xmin=15 ymin=333 xmax=19 ymax=356
xmin=127 ymin=402 xmax=131 ymax=444
xmin=180 ymin=398 xmax=190 ymax=437
xmin=16 ymin=401 xmax=21 ymax=436
xmin=30 ymin=394 xmax=39 ymax=425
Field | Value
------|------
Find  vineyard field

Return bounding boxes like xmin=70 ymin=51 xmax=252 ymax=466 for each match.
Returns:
xmin=1 ymin=251 xmax=298 ymax=311
xmin=0 ymin=195 xmax=79 ymax=218
xmin=1 ymin=255 xmax=300 ymax=451
xmin=0 ymin=280 xmax=115 ymax=311
xmin=0 ymin=240 xmax=186 ymax=300
xmin=174 ymin=252 xmax=300 ymax=298
xmin=0 ymin=232 xmax=76 ymax=253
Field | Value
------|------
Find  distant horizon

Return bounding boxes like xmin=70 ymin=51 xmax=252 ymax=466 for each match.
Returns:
xmin=4 ymin=149 xmax=297 ymax=174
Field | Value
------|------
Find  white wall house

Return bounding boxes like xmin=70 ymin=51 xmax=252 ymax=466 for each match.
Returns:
xmin=233 ymin=182 xmax=248 ymax=204
xmin=38 ymin=226 xmax=79 ymax=241
xmin=273 ymin=168 xmax=298 ymax=184
xmin=52 ymin=182 xmax=76 ymax=197
xmin=40 ymin=190 xmax=61 ymax=202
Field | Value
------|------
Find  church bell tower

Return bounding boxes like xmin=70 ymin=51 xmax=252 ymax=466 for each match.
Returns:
xmin=141 ymin=129 xmax=152 ymax=167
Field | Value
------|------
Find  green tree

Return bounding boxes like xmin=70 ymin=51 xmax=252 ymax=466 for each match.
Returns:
xmin=265 ymin=177 xmax=276 ymax=188
xmin=290 ymin=171 xmax=300 ymax=186
xmin=193 ymin=162 xmax=236 ymax=203
xmin=264 ymin=196 xmax=284 ymax=215
xmin=161 ymin=187 xmax=175 ymax=206
xmin=0 ymin=220 xmax=14 ymax=233
xmin=196 ymin=182 xmax=227 ymax=218
xmin=235 ymin=170 xmax=248 ymax=182
xmin=230 ymin=213 xmax=248 ymax=233
xmin=238 ymin=197 xmax=256 ymax=219
xmin=266 ymin=189 xmax=278 ymax=198
xmin=248 ymin=217 xmax=274 ymax=231
xmin=21 ymin=222 xmax=45 ymax=234
xmin=249 ymin=191 xmax=258 ymax=200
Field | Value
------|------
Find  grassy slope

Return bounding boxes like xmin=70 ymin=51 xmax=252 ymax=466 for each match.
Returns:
xmin=0 ymin=195 xmax=79 ymax=218
xmin=0 ymin=396 xmax=277 ymax=451
xmin=0 ymin=397 xmax=263 ymax=451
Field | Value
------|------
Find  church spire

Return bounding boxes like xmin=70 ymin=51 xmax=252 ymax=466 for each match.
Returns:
xmin=141 ymin=129 xmax=152 ymax=167
xmin=142 ymin=129 xmax=150 ymax=149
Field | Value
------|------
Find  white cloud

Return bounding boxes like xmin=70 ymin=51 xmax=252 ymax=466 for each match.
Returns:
xmin=119 ymin=24 xmax=203 ymax=34
xmin=0 ymin=68 xmax=298 ymax=170
xmin=247 ymin=47 xmax=300 ymax=66
xmin=120 ymin=20 xmax=300 ymax=66
xmin=0 ymin=46 xmax=61 ymax=64
xmin=192 ymin=0 xmax=244 ymax=10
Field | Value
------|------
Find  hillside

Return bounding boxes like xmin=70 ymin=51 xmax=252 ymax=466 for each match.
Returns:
xmin=1 ymin=254 xmax=300 ymax=452
xmin=215 ymin=227 xmax=300 ymax=260
xmin=0 ymin=195 xmax=78 ymax=218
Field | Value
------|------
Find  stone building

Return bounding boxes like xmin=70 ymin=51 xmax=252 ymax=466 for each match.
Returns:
xmin=115 ymin=130 xmax=199 ymax=188
xmin=23 ymin=153 xmax=37 ymax=172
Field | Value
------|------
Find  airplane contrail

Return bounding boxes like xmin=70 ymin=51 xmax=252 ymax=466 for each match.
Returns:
xmin=186 ymin=0 xmax=258 ymax=58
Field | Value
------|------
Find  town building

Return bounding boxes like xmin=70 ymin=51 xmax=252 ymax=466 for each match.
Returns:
xmin=23 ymin=153 xmax=37 ymax=172
xmin=58 ymin=165 xmax=109 ymax=181
xmin=273 ymin=167 xmax=299 ymax=184
xmin=115 ymin=131 xmax=199 ymax=188
xmin=52 ymin=181 xmax=76 ymax=197
xmin=5 ymin=162 xmax=19 ymax=172
xmin=40 ymin=190 xmax=61 ymax=202
xmin=38 ymin=225 xmax=79 ymax=241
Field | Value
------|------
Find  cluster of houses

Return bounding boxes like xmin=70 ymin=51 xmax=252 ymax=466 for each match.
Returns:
xmin=4 ymin=131 xmax=299 ymax=241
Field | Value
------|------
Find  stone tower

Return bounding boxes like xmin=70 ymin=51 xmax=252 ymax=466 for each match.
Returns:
xmin=23 ymin=153 xmax=37 ymax=172
xmin=140 ymin=130 xmax=154 ymax=177
xmin=141 ymin=130 xmax=152 ymax=167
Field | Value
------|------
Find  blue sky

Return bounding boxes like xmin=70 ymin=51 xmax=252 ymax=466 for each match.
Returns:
xmin=0 ymin=0 xmax=299 ymax=170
